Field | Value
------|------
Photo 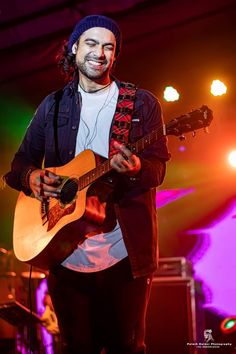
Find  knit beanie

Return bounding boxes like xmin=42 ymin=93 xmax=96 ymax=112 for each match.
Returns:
xmin=68 ymin=15 xmax=121 ymax=57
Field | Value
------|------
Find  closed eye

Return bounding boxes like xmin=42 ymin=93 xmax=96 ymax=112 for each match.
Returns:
xmin=86 ymin=41 xmax=96 ymax=47
xmin=104 ymin=44 xmax=114 ymax=51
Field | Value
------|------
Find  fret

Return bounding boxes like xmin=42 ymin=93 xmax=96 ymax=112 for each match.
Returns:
xmin=78 ymin=159 xmax=112 ymax=191
xmin=129 ymin=125 xmax=163 ymax=154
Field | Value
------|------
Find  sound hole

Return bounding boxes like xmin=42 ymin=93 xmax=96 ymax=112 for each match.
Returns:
xmin=60 ymin=178 xmax=78 ymax=205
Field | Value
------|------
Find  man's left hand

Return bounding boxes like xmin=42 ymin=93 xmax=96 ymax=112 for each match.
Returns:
xmin=110 ymin=142 xmax=141 ymax=176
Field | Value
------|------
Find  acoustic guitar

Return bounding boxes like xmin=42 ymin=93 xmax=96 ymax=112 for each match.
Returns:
xmin=13 ymin=105 xmax=213 ymax=270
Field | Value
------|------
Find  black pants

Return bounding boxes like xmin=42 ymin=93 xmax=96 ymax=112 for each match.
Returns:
xmin=47 ymin=257 xmax=153 ymax=354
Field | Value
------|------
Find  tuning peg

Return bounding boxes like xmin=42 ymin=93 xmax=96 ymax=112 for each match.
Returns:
xmin=204 ymin=127 xmax=209 ymax=134
xmin=192 ymin=131 xmax=196 ymax=137
xmin=179 ymin=135 xmax=186 ymax=141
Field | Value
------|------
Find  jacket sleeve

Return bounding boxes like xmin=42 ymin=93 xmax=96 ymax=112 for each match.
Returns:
xmin=119 ymin=89 xmax=170 ymax=190
xmin=3 ymin=97 xmax=48 ymax=195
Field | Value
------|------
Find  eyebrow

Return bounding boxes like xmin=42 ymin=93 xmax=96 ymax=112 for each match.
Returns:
xmin=84 ymin=38 xmax=115 ymax=47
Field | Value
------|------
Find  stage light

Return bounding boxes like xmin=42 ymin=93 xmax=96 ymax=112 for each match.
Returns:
xmin=221 ymin=317 xmax=236 ymax=334
xmin=210 ymin=79 xmax=227 ymax=96
xmin=178 ymin=145 xmax=186 ymax=152
xmin=163 ymin=86 xmax=180 ymax=102
xmin=225 ymin=320 xmax=236 ymax=329
xmin=228 ymin=150 xmax=236 ymax=169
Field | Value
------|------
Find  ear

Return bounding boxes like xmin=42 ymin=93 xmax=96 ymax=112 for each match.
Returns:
xmin=72 ymin=43 xmax=77 ymax=55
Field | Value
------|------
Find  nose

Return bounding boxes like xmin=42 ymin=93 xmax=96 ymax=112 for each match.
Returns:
xmin=94 ymin=45 xmax=105 ymax=58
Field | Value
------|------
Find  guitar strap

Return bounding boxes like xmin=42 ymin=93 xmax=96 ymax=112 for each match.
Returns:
xmin=109 ymin=81 xmax=137 ymax=158
xmin=83 ymin=82 xmax=137 ymax=231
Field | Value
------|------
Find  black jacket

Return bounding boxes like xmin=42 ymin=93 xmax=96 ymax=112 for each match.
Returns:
xmin=4 ymin=79 xmax=170 ymax=277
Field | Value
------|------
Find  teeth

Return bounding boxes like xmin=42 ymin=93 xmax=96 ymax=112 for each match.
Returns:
xmin=88 ymin=60 xmax=102 ymax=66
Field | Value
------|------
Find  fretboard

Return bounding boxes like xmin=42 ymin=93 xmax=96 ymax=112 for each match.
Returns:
xmin=78 ymin=124 xmax=164 ymax=190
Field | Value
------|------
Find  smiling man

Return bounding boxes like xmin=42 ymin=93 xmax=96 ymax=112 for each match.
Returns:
xmin=73 ymin=27 xmax=116 ymax=84
xmin=4 ymin=15 xmax=169 ymax=354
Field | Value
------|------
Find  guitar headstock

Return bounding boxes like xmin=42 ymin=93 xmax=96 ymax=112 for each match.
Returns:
xmin=166 ymin=105 xmax=213 ymax=137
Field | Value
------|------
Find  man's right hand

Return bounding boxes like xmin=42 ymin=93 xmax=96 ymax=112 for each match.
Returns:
xmin=29 ymin=169 xmax=61 ymax=201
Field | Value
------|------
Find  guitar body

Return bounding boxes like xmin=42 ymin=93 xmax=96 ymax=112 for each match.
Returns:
xmin=13 ymin=149 xmax=102 ymax=269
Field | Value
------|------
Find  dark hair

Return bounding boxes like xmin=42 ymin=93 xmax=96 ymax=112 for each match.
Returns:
xmin=56 ymin=40 xmax=77 ymax=82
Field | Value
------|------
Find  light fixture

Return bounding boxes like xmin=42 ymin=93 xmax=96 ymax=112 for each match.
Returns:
xmin=163 ymin=86 xmax=180 ymax=102
xmin=210 ymin=79 xmax=227 ymax=96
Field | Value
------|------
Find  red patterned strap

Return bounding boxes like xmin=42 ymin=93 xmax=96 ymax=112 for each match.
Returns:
xmin=109 ymin=82 xmax=137 ymax=158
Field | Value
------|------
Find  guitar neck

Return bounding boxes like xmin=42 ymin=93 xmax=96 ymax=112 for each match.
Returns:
xmin=127 ymin=124 xmax=164 ymax=154
xmin=78 ymin=105 xmax=213 ymax=190
xmin=78 ymin=124 xmax=164 ymax=190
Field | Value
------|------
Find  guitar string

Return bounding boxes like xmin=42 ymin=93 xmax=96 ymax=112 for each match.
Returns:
xmin=61 ymin=123 xmax=165 ymax=194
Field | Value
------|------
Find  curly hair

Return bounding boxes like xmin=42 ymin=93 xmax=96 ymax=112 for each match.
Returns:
xmin=56 ymin=40 xmax=78 ymax=82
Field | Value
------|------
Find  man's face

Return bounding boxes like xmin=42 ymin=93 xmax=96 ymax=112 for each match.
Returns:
xmin=73 ymin=27 xmax=117 ymax=81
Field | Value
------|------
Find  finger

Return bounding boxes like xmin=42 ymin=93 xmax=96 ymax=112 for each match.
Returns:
xmin=113 ymin=141 xmax=132 ymax=159
xmin=121 ymin=159 xmax=130 ymax=168
xmin=118 ymin=154 xmax=135 ymax=169
xmin=37 ymin=177 xmax=59 ymax=196
xmin=120 ymin=150 xmax=136 ymax=167
xmin=128 ymin=154 xmax=137 ymax=167
xmin=114 ymin=165 xmax=126 ymax=173
xmin=42 ymin=170 xmax=61 ymax=186
xmin=39 ymin=184 xmax=60 ymax=197
xmin=112 ymin=152 xmax=132 ymax=167
xmin=112 ymin=159 xmax=130 ymax=173
xmin=110 ymin=158 xmax=123 ymax=171
xmin=37 ymin=191 xmax=58 ymax=201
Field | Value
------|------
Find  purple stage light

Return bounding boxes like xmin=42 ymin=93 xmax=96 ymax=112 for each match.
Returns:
xmin=187 ymin=199 xmax=236 ymax=315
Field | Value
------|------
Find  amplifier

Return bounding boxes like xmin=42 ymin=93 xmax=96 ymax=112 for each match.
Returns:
xmin=155 ymin=257 xmax=193 ymax=278
xmin=0 ymin=276 xmax=18 ymax=340
xmin=146 ymin=276 xmax=198 ymax=354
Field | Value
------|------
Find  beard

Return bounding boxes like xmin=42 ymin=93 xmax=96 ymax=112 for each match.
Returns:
xmin=76 ymin=55 xmax=111 ymax=81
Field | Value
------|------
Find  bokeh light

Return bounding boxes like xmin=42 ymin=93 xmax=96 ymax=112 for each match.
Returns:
xmin=228 ymin=150 xmax=236 ymax=169
xmin=163 ymin=86 xmax=180 ymax=102
xmin=210 ymin=79 xmax=227 ymax=96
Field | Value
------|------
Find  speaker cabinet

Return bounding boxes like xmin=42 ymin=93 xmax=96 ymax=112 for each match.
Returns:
xmin=146 ymin=276 xmax=197 ymax=354
xmin=0 ymin=276 xmax=17 ymax=340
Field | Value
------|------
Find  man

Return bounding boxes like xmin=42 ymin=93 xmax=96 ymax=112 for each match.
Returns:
xmin=4 ymin=15 xmax=169 ymax=354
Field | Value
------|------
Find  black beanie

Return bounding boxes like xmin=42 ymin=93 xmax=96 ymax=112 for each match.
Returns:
xmin=68 ymin=15 xmax=121 ymax=57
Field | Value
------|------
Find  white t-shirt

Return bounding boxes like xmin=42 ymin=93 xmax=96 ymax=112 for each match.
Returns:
xmin=62 ymin=81 xmax=128 ymax=272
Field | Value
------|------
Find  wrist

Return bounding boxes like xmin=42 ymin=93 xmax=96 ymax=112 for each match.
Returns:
xmin=21 ymin=167 xmax=38 ymax=190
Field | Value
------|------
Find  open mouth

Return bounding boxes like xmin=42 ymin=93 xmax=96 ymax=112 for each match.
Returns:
xmin=87 ymin=60 xmax=105 ymax=70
